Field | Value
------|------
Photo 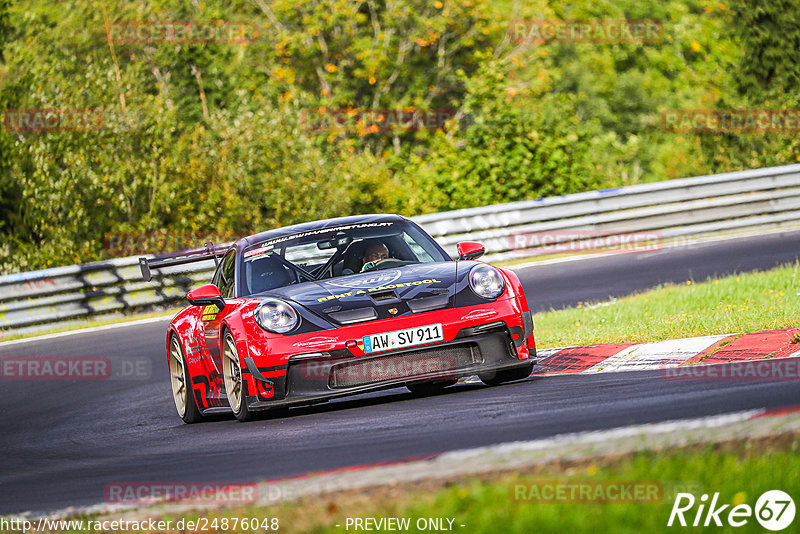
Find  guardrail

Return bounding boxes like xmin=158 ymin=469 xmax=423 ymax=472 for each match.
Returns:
xmin=2 ymin=163 xmax=799 ymax=336
xmin=416 ymin=164 xmax=800 ymax=262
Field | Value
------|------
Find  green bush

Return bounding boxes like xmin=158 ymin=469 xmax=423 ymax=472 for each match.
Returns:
xmin=1 ymin=0 xmax=799 ymax=273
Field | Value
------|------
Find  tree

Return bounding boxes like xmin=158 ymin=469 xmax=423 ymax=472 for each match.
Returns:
xmin=0 ymin=0 xmax=18 ymax=258
xmin=398 ymin=58 xmax=608 ymax=213
xmin=697 ymin=0 xmax=800 ymax=173
xmin=729 ymin=0 xmax=800 ymax=103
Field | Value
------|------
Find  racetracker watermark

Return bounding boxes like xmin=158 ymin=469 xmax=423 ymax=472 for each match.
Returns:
xmin=104 ymin=482 xmax=257 ymax=506
xmin=1 ymin=109 xmax=103 ymax=132
xmin=301 ymin=108 xmax=456 ymax=135
xmin=19 ymin=277 xmax=57 ymax=292
xmin=104 ymin=231 xmax=244 ymax=257
xmin=511 ymin=480 xmax=701 ymax=503
xmin=2 ymin=517 xmax=279 ymax=532
xmin=508 ymin=19 xmax=664 ymax=44
xmin=508 ymin=230 xmax=664 ymax=256
xmin=105 ymin=21 xmax=259 ymax=44
xmin=1 ymin=356 xmax=152 ymax=381
xmin=299 ymin=353 xmax=459 ymax=384
xmin=662 ymin=359 xmax=800 ymax=381
xmin=662 ymin=109 xmax=800 ymax=133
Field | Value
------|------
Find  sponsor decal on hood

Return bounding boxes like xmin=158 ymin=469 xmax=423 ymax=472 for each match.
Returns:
xmin=264 ymin=263 xmax=458 ymax=323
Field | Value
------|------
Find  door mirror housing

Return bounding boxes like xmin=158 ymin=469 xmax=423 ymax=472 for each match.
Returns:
xmin=187 ymin=284 xmax=226 ymax=311
xmin=456 ymin=241 xmax=486 ymax=261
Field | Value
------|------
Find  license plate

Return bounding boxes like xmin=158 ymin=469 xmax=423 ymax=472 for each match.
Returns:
xmin=363 ymin=323 xmax=444 ymax=354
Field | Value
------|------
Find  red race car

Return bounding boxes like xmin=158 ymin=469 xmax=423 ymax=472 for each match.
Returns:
xmin=140 ymin=214 xmax=536 ymax=423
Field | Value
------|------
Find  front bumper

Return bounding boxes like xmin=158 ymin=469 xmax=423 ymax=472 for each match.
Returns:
xmin=244 ymin=322 xmax=536 ymax=410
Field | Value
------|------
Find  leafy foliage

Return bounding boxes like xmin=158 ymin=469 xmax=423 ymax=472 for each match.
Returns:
xmin=728 ymin=0 xmax=800 ymax=101
xmin=0 ymin=0 xmax=798 ymax=272
xmin=697 ymin=0 xmax=800 ymax=173
xmin=399 ymin=58 xmax=608 ymax=212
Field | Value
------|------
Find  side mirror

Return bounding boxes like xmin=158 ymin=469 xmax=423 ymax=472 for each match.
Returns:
xmin=187 ymin=284 xmax=226 ymax=311
xmin=456 ymin=241 xmax=485 ymax=261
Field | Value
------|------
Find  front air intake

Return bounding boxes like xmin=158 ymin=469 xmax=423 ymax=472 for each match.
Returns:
xmin=329 ymin=343 xmax=482 ymax=388
xmin=329 ymin=307 xmax=378 ymax=324
xmin=369 ymin=290 xmax=398 ymax=302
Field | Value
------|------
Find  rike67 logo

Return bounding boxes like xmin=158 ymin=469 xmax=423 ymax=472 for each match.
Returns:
xmin=668 ymin=490 xmax=795 ymax=531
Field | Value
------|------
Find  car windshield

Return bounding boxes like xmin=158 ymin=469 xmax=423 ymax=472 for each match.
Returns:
xmin=240 ymin=220 xmax=449 ymax=295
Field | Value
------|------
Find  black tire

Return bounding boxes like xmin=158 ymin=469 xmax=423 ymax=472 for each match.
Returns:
xmin=222 ymin=331 xmax=256 ymax=422
xmin=407 ymin=379 xmax=457 ymax=395
xmin=480 ymin=361 xmax=534 ymax=386
xmin=169 ymin=334 xmax=205 ymax=424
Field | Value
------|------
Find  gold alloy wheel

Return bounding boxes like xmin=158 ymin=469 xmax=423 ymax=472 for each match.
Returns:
xmin=223 ymin=334 xmax=244 ymax=413
xmin=169 ymin=337 xmax=187 ymax=417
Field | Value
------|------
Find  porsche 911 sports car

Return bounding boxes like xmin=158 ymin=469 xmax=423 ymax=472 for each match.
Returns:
xmin=140 ymin=214 xmax=536 ymax=423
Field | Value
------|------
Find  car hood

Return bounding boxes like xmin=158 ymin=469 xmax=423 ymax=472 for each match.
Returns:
xmin=262 ymin=262 xmax=469 ymax=325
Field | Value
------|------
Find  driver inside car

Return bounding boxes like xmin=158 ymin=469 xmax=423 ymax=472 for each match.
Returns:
xmin=360 ymin=242 xmax=391 ymax=272
xmin=247 ymin=254 xmax=293 ymax=294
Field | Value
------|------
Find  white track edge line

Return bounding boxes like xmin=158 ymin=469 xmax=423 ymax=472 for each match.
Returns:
xmin=0 ymin=315 xmax=175 ymax=346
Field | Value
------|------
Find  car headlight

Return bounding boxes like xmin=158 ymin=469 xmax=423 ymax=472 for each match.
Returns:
xmin=254 ymin=298 xmax=299 ymax=333
xmin=469 ymin=265 xmax=505 ymax=299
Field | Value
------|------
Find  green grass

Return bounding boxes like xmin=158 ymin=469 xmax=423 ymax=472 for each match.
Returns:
xmin=532 ymin=262 xmax=800 ymax=348
xmin=128 ymin=435 xmax=799 ymax=534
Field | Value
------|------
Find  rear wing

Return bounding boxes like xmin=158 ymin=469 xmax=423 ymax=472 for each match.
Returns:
xmin=139 ymin=241 xmax=228 ymax=282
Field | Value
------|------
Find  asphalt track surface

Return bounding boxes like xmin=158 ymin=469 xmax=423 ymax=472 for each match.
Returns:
xmin=2 ymin=231 xmax=800 ymax=515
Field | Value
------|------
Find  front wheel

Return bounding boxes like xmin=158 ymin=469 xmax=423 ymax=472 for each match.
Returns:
xmin=169 ymin=335 xmax=205 ymax=424
xmin=480 ymin=361 xmax=534 ymax=386
xmin=222 ymin=331 xmax=256 ymax=422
